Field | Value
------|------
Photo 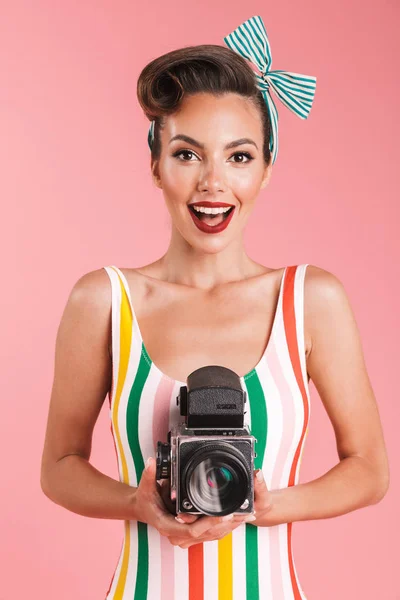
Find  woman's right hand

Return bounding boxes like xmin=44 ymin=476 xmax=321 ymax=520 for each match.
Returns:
xmin=132 ymin=456 xmax=200 ymax=530
xmin=133 ymin=457 xmax=254 ymax=547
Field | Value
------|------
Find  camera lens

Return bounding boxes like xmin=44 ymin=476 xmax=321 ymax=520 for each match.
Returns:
xmin=207 ymin=466 xmax=233 ymax=492
xmin=183 ymin=444 xmax=249 ymax=516
xmin=197 ymin=461 xmax=236 ymax=502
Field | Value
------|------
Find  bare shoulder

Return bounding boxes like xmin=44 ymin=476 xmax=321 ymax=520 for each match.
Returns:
xmin=67 ymin=267 xmax=113 ymax=352
xmin=304 ymin=264 xmax=355 ymax=357
xmin=71 ymin=267 xmax=112 ymax=301
xmin=304 ymin=263 xmax=345 ymax=294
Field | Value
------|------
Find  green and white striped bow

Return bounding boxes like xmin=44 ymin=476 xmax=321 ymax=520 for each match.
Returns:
xmin=147 ymin=15 xmax=317 ymax=165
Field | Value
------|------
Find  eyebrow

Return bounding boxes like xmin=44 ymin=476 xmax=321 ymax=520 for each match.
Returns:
xmin=169 ymin=134 xmax=258 ymax=151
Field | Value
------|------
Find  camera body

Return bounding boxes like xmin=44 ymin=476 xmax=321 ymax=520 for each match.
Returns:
xmin=156 ymin=366 xmax=257 ymax=517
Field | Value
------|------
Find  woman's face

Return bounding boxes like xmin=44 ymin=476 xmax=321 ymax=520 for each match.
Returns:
xmin=151 ymin=92 xmax=272 ymax=252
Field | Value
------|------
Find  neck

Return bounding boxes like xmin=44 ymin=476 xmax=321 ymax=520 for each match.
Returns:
xmin=155 ymin=228 xmax=268 ymax=290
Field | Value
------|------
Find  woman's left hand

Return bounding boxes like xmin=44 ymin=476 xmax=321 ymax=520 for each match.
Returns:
xmin=167 ymin=468 xmax=274 ymax=548
xmin=250 ymin=468 xmax=274 ymax=527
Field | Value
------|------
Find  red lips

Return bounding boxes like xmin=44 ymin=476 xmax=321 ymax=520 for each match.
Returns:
xmin=188 ymin=204 xmax=235 ymax=234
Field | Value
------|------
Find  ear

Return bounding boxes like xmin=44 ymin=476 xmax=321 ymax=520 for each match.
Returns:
xmin=260 ymin=160 xmax=272 ymax=190
xmin=151 ymin=158 xmax=162 ymax=189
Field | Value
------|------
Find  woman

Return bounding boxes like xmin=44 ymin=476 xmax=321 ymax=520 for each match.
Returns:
xmin=40 ymin=15 xmax=389 ymax=600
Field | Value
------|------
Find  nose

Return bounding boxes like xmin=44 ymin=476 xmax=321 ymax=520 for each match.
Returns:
xmin=197 ymin=163 xmax=227 ymax=194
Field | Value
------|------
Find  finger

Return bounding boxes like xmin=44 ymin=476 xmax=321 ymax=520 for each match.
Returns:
xmin=177 ymin=511 xmax=249 ymax=525
xmin=175 ymin=513 xmax=200 ymax=524
xmin=157 ymin=478 xmax=170 ymax=490
xmin=171 ymin=514 xmax=255 ymax=548
xmin=231 ymin=511 xmax=256 ymax=522
xmin=144 ymin=459 xmax=174 ymax=512
xmin=143 ymin=456 xmax=159 ymax=490
xmin=157 ymin=510 xmax=201 ymax=537
xmin=188 ymin=513 xmax=236 ymax=539
xmin=207 ymin=518 xmax=248 ymax=539
xmin=180 ymin=519 xmax=246 ymax=548
xmin=189 ymin=511 xmax=256 ymax=537
xmin=254 ymin=469 xmax=271 ymax=509
xmin=141 ymin=459 xmax=187 ymax=531
xmin=158 ymin=483 xmax=177 ymax=515
xmin=145 ymin=458 xmax=177 ymax=514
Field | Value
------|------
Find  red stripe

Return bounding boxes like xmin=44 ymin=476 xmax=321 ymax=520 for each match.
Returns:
xmin=188 ymin=543 xmax=204 ymax=599
xmin=282 ymin=265 xmax=310 ymax=600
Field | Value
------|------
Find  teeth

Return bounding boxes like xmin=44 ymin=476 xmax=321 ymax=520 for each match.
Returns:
xmin=190 ymin=205 xmax=232 ymax=214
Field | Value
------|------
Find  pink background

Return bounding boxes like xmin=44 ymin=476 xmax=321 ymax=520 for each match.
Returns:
xmin=1 ymin=1 xmax=399 ymax=598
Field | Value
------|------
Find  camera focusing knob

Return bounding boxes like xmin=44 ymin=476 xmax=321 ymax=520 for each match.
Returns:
xmin=156 ymin=441 xmax=171 ymax=479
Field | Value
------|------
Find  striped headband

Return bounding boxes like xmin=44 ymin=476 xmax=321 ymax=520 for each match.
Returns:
xmin=147 ymin=15 xmax=317 ymax=165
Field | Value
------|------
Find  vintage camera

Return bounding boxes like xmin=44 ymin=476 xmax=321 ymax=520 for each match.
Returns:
xmin=156 ymin=365 xmax=257 ymax=517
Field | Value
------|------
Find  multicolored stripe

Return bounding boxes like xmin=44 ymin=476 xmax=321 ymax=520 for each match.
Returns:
xmin=103 ymin=263 xmax=310 ymax=600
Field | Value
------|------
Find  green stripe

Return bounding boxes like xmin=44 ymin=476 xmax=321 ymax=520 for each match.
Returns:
xmin=246 ymin=523 xmax=259 ymax=599
xmin=244 ymin=369 xmax=268 ymax=600
xmin=272 ymin=70 xmax=317 ymax=87
xmin=126 ymin=346 xmax=151 ymax=600
xmin=270 ymin=79 xmax=307 ymax=116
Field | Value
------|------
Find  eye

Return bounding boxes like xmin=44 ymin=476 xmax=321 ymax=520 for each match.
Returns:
xmin=172 ymin=149 xmax=199 ymax=161
xmin=229 ymin=151 xmax=254 ymax=164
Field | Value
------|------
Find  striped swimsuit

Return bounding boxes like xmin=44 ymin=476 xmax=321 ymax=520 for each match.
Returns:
xmin=103 ymin=263 xmax=310 ymax=600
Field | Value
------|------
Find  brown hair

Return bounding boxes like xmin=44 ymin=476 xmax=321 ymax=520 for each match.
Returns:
xmin=137 ymin=44 xmax=272 ymax=165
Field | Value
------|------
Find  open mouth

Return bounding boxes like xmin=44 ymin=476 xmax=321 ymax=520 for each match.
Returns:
xmin=188 ymin=205 xmax=235 ymax=225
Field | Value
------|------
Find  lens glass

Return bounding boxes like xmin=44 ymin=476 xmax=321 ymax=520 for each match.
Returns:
xmin=207 ymin=465 xmax=233 ymax=492
xmin=186 ymin=447 xmax=248 ymax=515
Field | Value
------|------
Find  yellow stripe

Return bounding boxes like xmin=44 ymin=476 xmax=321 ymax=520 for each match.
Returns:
xmin=109 ymin=268 xmax=133 ymax=599
xmin=218 ymin=532 xmax=233 ymax=599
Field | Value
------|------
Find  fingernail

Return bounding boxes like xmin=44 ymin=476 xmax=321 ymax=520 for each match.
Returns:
xmin=175 ymin=516 xmax=185 ymax=524
xmin=256 ymin=469 xmax=264 ymax=482
xmin=244 ymin=515 xmax=256 ymax=522
xmin=145 ymin=457 xmax=152 ymax=470
xmin=222 ymin=514 xmax=234 ymax=521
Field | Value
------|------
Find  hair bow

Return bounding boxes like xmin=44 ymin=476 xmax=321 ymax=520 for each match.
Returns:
xmin=147 ymin=15 xmax=317 ymax=165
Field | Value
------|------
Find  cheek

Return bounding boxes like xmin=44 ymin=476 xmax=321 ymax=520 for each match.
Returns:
xmin=159 ymin=168 xmax=192 ymax=209
xmin=231 ymin=172 xmax=261 ymax=203
xmin=159 ymin=165 xmax=191 ymax=215
xmin=161 ymin=158 xmax=194 ymax=190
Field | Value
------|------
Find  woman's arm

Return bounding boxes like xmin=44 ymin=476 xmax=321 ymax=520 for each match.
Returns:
xmin=254 ymin=265 xmax=390 ymax=527
xmin=40 ymin=269 xmax=137 ymax=520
